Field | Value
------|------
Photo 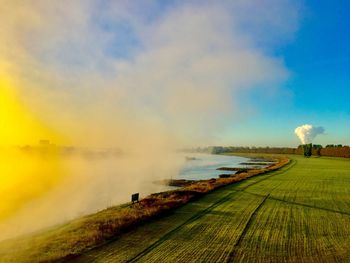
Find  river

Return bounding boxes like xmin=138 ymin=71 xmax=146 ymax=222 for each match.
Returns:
xmin=177 ymin=153 xmax=249 ymax=180
xmin=0 ymin=153 xmax=251 ymax=240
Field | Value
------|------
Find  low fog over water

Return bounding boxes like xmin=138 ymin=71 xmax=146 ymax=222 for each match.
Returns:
xmin=0 ymin=0 xmax=298 ymax=242
xmin=178 ymin=154 xmax=249 ymax=180
xmin=0 ymin=151 xmax=247 ymax=241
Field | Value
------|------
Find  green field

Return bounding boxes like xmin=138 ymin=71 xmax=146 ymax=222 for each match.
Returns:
xmin=71 ymin=155 xmax=350 ymax=262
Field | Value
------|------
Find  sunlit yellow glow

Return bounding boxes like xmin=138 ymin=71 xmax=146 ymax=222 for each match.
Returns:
xmin=0 ymin=151 xmax=63 ymax=220
xmin=0 ymin=78 xmax=58 ymax=146
xmin=0 ymin=76 xmax=65 ymax=220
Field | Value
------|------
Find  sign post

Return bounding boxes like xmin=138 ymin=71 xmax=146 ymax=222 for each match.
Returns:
xmin=131 ymin=193 xmax=139 ymax=204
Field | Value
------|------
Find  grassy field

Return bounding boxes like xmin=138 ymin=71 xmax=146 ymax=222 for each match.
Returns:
xmin=0 ymin=156 xmax=288 ymax=262
xmin=0 ymin=155 xmax=349 ymax=262
xmin=70 ymin=155 xmax=350 ymax=262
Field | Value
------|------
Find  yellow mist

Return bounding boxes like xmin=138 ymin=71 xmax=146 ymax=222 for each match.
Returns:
xmin=0 ymin=77 xmax=65 ymax=220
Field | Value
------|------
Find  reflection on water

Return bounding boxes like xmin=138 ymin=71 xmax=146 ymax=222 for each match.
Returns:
xmin=177 ymin=154 xmax=249 ymax=180
xmin=0 ymin=152 xmax=249 ymax=240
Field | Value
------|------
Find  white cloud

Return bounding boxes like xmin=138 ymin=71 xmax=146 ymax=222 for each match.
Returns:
xmin=0 ymin=0 xmax=303 ymax=238
xmin=295 ymin=124 xmax=325 ymax=144
xmin=0 ymin=0 xmax=303 ymax=146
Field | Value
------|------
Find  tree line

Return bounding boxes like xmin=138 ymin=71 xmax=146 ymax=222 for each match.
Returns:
xmin=193 ymin=145 xmax=350 ymax=158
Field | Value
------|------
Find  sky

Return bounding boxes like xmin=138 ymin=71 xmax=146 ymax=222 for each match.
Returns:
xmin=0 ymin=0 xmax=349 ymax=148
xmin=1 ymin=0 xmax=350 ymax=239
xmin=226 ymin=0 xmax=350 ymax=147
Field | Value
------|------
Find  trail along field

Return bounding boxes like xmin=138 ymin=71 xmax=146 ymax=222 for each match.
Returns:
xmin=71 ymin=155 xmax=350 ymax=262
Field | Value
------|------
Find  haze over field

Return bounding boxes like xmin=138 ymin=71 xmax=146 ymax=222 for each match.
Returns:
xmin=1 ymin=0 xmax=350 ymax=240
xmin=0 ymin=0 xmax=299 ymax=239
xmin=0 ymin=1 xmax=300 ymax=147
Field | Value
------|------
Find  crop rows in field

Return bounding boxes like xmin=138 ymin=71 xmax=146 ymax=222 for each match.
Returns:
xmin=244 ymin=158 xmax=350 ymax=213
xmin=129 ymin=192 xmax=266 ymax=262
xmin=74 ymin=156 xmax=350 ymax=262
xmin=233 ymin=199 xmax=350 ymax=262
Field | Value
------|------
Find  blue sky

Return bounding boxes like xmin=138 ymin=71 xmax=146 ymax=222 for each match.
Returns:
xmin=226 ymin=0 xmax=350 ymax=147
xmin=284 ymin=0 xmax=350 ymax=113
xmin=2 ymin=1 xmax=349 ymax=148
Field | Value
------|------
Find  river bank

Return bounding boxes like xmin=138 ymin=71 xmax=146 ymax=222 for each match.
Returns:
xmin=0 ymin=155 xmax=289 ymax=263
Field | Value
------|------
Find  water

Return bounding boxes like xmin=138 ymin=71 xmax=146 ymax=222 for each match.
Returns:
xmin=177 ymin=154 xmax=250 ymax=180
xmin=0 ymin=153 xmax=251 ymax=240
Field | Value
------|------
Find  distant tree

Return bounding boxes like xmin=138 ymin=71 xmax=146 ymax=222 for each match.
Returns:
xmin=311 ymin=144 xmax=322 ymax=155
xmin=202 ymin=144 xmax=348 ymax=158
xmin=303 ymin=143 xmax=312 ymax=157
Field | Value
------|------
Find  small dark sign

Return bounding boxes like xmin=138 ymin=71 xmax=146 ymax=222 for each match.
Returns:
xmin=131 ymin=193 xmax=139 ymax=203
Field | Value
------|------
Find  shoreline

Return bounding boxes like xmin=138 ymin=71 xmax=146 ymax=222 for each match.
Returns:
xmin=0 ymin=154 xmax=290 ymax=262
